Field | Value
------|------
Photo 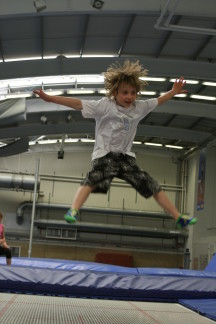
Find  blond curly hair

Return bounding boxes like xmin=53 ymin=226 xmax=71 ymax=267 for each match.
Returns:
xmin=104 ymin=60 xmax=148 ymax=98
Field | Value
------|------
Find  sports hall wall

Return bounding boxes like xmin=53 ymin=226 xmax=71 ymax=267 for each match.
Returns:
xmin=0 ymin=145 xmax=215 ymax=269
xmin=187 ymin=146 xmax=216 ymax=270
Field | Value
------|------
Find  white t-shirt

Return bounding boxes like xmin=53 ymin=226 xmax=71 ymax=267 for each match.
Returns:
xmin=81 ymin=97 xmax=158 ymax=160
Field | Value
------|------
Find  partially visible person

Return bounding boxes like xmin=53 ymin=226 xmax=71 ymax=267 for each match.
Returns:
xmin=0 ymin=211 xmax=12 ymax=265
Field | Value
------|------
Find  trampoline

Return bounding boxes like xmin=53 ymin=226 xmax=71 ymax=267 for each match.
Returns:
xmin=0 ymin=256 xmax=216 ymax=322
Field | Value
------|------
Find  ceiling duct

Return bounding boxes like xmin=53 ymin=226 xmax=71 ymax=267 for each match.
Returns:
xmin=34 ymin=218 xmax=188 ymax=239
xmin=16 ymin=202 xmax=186 ymax=240
xmin=0 ymin=172 xmax=40 ymax=191
xmin=16 ymin=201 xmax=170 ymax=224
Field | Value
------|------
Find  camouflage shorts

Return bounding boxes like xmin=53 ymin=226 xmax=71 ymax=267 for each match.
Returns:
xmin=81 ymin=152 xmax=161 ymax=198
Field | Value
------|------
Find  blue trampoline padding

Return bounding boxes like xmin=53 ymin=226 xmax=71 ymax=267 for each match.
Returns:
xmin=1 ymin=257 xmax=216 ymax=301
xmin=179 ymin=299 xmax=216 ymax=321
xmin=0 ymin=257 xmax=139 ymax=274
xmin=1 ymin=257 xmax=216 ymax=277
xmin=205 ymin=253 xmax=216 ymax=272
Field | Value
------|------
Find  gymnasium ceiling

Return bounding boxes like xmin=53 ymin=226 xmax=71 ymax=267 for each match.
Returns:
xmin=0 ymin=0 xmax=215 ymax=158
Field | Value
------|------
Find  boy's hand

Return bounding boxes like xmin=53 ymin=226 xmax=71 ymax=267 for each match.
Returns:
xmin=33 ymin=89 xmax=52 ymax=102
xmin=172 ymin=77 xmax=188 ymax=95
xmin=157 ymin=76 xmax=188 ymax=105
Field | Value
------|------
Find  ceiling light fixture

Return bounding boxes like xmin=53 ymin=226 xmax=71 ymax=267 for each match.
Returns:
xmin=43 ymin=55 xmax=58 ymax=60
xmin=91 ymin=0 xmax=104 ymax=10
xmin=174 ymin=94 xmax=187 ymax=97
xmin=6 ymin=92 xmax=32 ymax=99
xmin=65 ymin=139 xmax=80 ymax=143
xmin=33 ymin=0 xmax=47 ymax=12
xmin=98 ymin=89 xmax=106 ymax=94
xmin=82 ymin=55 xmax=116 ymax=58
xmin=160 ymin=92 xmax=187 ymax=98
xmin=190 ymin=94 xmax=216 ymax=101
xmin=165 ymin=145 xmax=183 ymax=150
xmin=140 ymin=77 xmax=166 ymax=82
xmin=67 ymin=89 xmax=95 ymax=95
xmin=29 ymin=138 xmax=185 ymax=150
xmin=40 ymin=115 xmax=48 ymax=124
xmin=169 ymin=78 xmax=199 ymax=84
xmin=0 ymin=96 xmax=6 ymax=101
xmin=133 ymin=141 xmax=142 ymax=145
xmin=29 ymin=139 xmax=58 ymax=145
xmin=64 ymin=55 xmax=80 ymax=59
xmin=43 ymin=90 xmax=64 ymax=96
xmin=67 ymin=114 xmax=73 ymax=122
xmin=4 ymin=56 xmax=42 ymax=62
xmin=81 ymin=139 xmax=95 ymax=143
xmin=144 ymin=142 xmax=163 ymax=147
xmin=141 ymin=91 xmax=157 ymax=96
xmin=202 ymin=81 xmax=216 ymax=87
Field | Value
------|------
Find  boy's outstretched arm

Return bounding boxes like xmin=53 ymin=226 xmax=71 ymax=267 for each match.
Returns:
xmin=157 ymin=77 xmax=187 ymax=106
xmin=33 ymin=90 xmax=83 ymax=110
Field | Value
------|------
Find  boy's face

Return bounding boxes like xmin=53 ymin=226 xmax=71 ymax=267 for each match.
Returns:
xmin=114 ymin=83 xmax=137 ymax=108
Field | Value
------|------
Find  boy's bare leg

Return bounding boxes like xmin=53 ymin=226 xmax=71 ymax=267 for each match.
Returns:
xmin=153 ymin=190 xmax=180 ymax=220
xmin=153 ymin=190 xmax=197 ymax=228
xmin=64 ymin=185 xmax=95 ymax=223
xmin=72 ymin=185 xmax=96 ymax=210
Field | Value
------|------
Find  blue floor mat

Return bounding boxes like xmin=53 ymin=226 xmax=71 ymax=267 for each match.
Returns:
xmin=179 ymin=299 xmax=216 ymax=322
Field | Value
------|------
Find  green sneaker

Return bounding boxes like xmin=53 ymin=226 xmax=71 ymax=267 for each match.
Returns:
xmin=64 ymin=208 xmax=79 ymax=224
xmin=176 ymin=213 xmax=197 ymax=229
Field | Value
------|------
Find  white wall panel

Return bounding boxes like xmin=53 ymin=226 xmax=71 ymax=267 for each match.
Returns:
xmin=0 ymin=147 xmax=183 ymax=252
xmin=0 ymin=148 xmax=180 ymax=214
